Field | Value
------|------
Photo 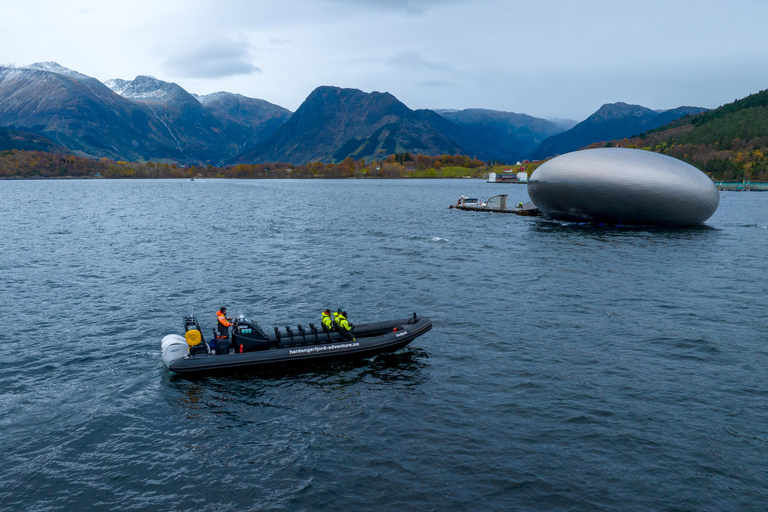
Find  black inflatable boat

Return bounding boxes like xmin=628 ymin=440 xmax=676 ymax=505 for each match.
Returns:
xmin=161 ymin=313 xmax=432 ymax=375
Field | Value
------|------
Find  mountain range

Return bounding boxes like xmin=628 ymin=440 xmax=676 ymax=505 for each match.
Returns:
xmin=529 ymin=103 xmax=708 ymax=159
xmin=234 ymin=86 xmax=472 ymax=164
xmin=0 ymin=63 xmax=290 ymax=164
xmin=435 ymin=109 xmax=564 ymax=163
xmin=0 ymin=62 xmax=707 ymax=165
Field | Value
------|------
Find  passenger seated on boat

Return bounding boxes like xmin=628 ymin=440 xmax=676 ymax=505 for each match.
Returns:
xmin=337 ymin=311 xmax=355 ymax=341
xmin=321 ymin=309 xmax=334 ymax=332
xmin=216 ymin=307 xmax=232 ymax=338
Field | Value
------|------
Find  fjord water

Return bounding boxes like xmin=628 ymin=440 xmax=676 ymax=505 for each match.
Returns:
xmin=1 ymin=179 xmax=766 ymax=511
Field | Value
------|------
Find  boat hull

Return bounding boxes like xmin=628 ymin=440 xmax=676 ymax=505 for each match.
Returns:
xmin=167 ymin=317 xmax=432 ymax=375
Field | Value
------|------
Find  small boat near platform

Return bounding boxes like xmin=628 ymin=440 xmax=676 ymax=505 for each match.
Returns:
xmin=449 ymin=194 xmax=541 ymax=216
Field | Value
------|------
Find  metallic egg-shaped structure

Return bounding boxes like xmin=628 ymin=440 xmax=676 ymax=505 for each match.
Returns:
xmin=527 ymin=148 xmax=720 ymax=226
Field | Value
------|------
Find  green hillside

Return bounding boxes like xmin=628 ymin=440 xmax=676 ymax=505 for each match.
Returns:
xmin=602 ymin=89 xmax=768 ymax=181
xmin=0 ymin=126 xmax=68 ymax=153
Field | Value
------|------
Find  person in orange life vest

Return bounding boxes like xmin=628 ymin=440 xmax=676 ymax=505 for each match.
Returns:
xmin=217 ymin=307 xmax=232 ymax=338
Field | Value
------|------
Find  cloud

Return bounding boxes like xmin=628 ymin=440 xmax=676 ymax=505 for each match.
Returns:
xmin=420 ymin=80 xmax=451 ymax=87
xmin=330 ymin=0 xmax=463 ymax=15
xmin=387 ymin=50 xmax=456 ymax=72
xmin=164 ymin=37 xmax=261 ymax=79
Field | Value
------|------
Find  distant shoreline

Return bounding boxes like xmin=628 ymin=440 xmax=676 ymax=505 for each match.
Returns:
xmin=0 ymin=175 xmax=487 ymax=180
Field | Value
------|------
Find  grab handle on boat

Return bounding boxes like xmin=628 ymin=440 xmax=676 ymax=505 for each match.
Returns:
xmin=297 ymin=324 xmax=307 ymax=344
xmin=321 ymin=323 xmax=332 ymax=342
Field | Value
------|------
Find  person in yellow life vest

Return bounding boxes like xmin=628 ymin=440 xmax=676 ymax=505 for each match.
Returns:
xmin=333 ymin=309 xmax=341 ymax=325
xmin=321 ymin=309 xmax=333 ymax=331
xmin=337 ymin=310 xmax=355 ymax=341
xmin=216 ymin=307 xmax=232 ymax=338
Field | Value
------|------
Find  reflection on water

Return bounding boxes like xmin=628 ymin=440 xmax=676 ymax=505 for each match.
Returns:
xmin=529 ymin=218 xmax=719 ymax=236
xmin=166 ymin=347 xmax=430 ymax=403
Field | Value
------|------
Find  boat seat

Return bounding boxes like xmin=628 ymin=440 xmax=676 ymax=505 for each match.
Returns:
xmin=190 ymin=343 xmax=208 ymax=356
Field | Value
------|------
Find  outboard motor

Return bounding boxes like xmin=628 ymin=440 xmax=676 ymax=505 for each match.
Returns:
xmin=161 ymin=334 xmax=189 ymax=368
xmin=232 ymin=315 xmax=271 ymax=352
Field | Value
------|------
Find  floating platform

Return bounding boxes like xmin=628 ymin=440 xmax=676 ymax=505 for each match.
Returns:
xmin=715 ymin=182 xmax=768 ymax=191
xmin=449 ymin=194 xmax=541 ymax=215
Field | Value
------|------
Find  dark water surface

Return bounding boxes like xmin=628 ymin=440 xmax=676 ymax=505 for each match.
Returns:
xmin=1 ymin=179 xmax=766 ymax=511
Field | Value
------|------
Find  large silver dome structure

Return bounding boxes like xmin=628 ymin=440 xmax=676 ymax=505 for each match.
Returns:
xmin=527 ymin=148 xmax=720 ymax=226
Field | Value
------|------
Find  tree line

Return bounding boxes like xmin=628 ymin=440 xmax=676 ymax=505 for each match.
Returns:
xmin=0 ymin=150 xmax=492 ymax=179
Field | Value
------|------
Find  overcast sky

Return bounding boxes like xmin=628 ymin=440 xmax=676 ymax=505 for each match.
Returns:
xmin=2 ymin=0 xmax=767 ymax=121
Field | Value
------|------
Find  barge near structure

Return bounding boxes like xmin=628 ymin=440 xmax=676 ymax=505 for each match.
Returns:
xmin=449 ymin=194 xmax=541 ymax=216
xmin=487 ymin=171 xmax=528 ymax=184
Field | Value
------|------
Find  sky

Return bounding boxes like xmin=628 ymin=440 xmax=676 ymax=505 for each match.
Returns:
xmin=2 ymin=0 xmax=768 ymax=121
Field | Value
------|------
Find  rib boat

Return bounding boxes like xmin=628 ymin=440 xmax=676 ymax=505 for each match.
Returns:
xmin=161 ymin=312 xmax=432 ymax=375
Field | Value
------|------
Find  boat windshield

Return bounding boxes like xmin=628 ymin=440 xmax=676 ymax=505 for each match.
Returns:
xmin=238 ymin=315 xmax=267 ymax=337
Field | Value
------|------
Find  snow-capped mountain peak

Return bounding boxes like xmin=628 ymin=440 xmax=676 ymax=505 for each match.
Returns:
xmin=103 ymin=78 xmax=131 ymax=95
xmin=195 ymin=91 xmax=245 ymax=105
xmin=27 ymin=62 xmax=87 ymax=79
xmin=105 ymin=75 xmax=195 ymax=104
xmin=0 ymin=61 xmax=90 ymax=81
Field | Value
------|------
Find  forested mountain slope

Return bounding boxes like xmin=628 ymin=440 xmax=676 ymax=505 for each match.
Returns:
xmin=601 ymin=89 xmax=768 ymax=181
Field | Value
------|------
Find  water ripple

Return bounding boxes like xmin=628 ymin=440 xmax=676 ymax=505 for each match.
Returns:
xmin=0 ymin=179 xmax=767 ymax=511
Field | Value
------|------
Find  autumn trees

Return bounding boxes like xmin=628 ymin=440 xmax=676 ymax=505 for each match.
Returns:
xmin=0 ymin=150 xmax=493 ymax=180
